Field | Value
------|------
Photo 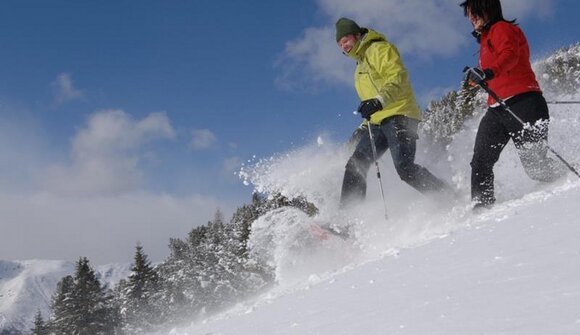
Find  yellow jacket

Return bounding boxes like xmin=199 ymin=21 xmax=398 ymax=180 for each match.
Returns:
xmin=348 ymin=29 xmax=422 ymax=125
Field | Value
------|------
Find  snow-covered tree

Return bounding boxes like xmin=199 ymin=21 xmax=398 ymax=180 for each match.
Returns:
xmin=535 ymin=43 xmax=580 ymax=98
xmin=155 ymin=207 xmax=274 ymax=324
xmin=118 ymin=244 xmax=163 ymax=334
xmin=156 ymin=232 xmax=207 ymax=322
xmin=70 ymin=257 xmax=119 ymax=334
xmin=47 ymin=257 xmax=119 ymax=334
xmin=31 ymin=310 xmax=49 ymax=335
xmin=421 ymin=87 xmax=484 ymax=144
xmin=47 ymin=275 xmax=75 ymax=334
xmin=230 ymin=193 xmax=265 ymax=254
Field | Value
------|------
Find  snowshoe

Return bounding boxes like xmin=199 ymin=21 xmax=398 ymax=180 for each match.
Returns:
xmin=309 ymin=221 xmax=351 ymax=240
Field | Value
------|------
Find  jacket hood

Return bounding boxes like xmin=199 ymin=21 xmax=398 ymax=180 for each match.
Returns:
xmin=348 ymin=28 xmax=387 ymax=60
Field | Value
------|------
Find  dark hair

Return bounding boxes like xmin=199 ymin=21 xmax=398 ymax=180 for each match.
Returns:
xmin=459 ymin=0 xmax=516 ymax=25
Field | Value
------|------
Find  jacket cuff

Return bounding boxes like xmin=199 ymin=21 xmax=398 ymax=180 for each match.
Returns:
xmin=374 ymin=95 xmax=385 ymax=107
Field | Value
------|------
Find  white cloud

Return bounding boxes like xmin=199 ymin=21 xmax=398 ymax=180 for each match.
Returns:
xmin=190 ymin=129 xmax=217 ymax=150
xmin=51 ymin=73 xmax=84 ymax=104
xmin=44 ymin=110 xmax=176 ymax=196
xmin=0 ymin=191 xmax=226 ymax=264
xmin=276 ymin=26 xmax=354 ymax=89
xmin=0 ymin=109 xmax=235 ymax=264
xmin=277 ymin=0 xmax=556 ymax=89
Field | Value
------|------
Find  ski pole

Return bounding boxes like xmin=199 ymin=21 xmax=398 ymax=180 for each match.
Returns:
xmin=546 ymin=101 xmax=580 ymax=105
xmin=464 ymin=67 xmax=580 ymax=178
xmin=366 ymin=123 xmax=389 ymax=220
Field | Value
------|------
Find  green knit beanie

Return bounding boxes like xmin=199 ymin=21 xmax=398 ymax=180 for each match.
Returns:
xmin=335 ymin=17 xmax=362 ymax=41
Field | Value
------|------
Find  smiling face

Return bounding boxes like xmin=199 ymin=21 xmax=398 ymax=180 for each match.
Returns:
xmin=337 ymin=34 xmax=359 ymax=54
xmin=467 ymin=8 xmax=487 ymax=32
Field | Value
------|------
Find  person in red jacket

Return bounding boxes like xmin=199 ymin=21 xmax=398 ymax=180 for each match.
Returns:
xmin=461 ymin=0 xmax=564 ymax=210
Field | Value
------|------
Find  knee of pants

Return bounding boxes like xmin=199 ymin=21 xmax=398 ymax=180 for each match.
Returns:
xmin=345 ymin=152 xmax=371 ymax=176
xmin=394 ymin=162 xmax=418 ymax=182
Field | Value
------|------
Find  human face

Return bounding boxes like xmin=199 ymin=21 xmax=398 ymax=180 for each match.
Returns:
xmin=467 ymin=9 xmax=487 ymax=32
xmin=337 ymin=34 xmax=358 ymax=54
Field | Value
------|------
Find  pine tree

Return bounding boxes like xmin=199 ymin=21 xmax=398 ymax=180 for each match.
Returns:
xmin=200 ymin=209 xmax=273 ymax=312
xmin=119 ymin=243 xmax=163 ymax=334
xmin=230 ymin=193 xmax=264 ymax=254
xmin=536 ymin=43 xmax=580 ymax=97
xmin=199 ymin=213 xmax=229 ymax=311
xmin=48 ymin=257 xmax=119 ymax=334
xmin=157 ymin=233 xmax=206 ymax=323
xmin=156 ymin=204 xmax=274 ymax=326
xmin=422 ymin=86 xmax=484 ymax=143
xmin=127 ymin=244 xmax=159 ymax=303
xmin=31 ymin=310 xmax=49 ymax=335
xmin=47 ymin=275 xmax=75 ymax=334
xmin=71 ymin=257 xmax=109 ymax=333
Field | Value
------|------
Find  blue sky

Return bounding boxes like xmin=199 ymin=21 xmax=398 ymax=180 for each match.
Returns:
xmin=1 ymin=0 xmax=579 ymax=263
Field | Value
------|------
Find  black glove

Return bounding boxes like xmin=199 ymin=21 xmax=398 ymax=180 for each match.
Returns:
xmin=463 ymin=67 xmax=494 ymax=87
xmin=357 ymin=98 xmax=383 ymax=120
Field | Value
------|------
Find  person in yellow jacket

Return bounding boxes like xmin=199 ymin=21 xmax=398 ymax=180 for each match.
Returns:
xmin=336 ymin=17 xmax=448 ymax=207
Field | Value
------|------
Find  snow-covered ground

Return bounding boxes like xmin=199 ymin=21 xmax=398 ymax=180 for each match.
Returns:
xmin=165 ymin=180 xmax=580 ymax=335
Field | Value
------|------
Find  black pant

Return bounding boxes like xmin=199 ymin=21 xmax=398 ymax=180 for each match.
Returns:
xmin=471 ymin=92 xmax=562 ymax=206
xmin=340 ymin=116 xmax=446 ymax=207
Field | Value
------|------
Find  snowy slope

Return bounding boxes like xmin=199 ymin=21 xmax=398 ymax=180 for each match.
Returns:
xmin=0 ymin=260 xmax=130 ymax=333
xmin=163 ymin=179 xmax=580 ymax=335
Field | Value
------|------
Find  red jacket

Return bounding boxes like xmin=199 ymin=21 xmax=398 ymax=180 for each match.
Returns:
xmin=479 ymin=21 xmax=541 ymax=105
